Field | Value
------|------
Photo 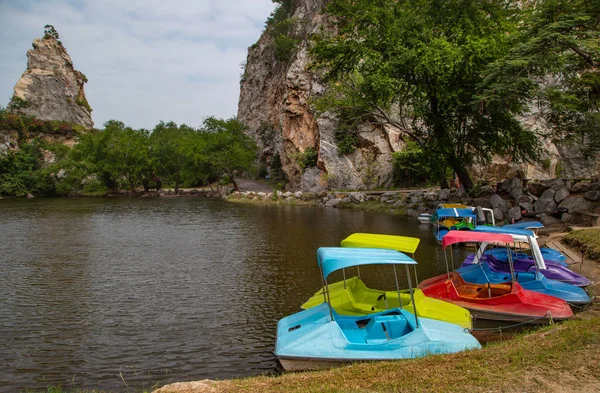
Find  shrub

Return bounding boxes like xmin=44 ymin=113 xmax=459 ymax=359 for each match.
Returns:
xmin=335 ymin=130 xmax=358 ymax=155
xmin=293 ymin=147 xmax=318 ymax=170
xmin=82 ymin=178 xmax=108 ymax=196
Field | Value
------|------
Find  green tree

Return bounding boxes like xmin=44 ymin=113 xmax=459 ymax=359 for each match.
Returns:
xmin=311 ymin=0 xmax=540 ymax=190
xmin=0 ymin=139 xmax=56 ymax=197
xmin=201 ymin=117 xmax=258 ymax=191
xmin=149 ymin=121 xmax=201 ymax=194
xmin=70 ymin=120 xmax=151 ymax=192
xmin=483 ymin=0 xmax=600 ymax=155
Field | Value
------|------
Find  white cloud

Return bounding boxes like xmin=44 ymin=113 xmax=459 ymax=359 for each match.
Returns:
xmin=0 ymin=0 xmax=275 ymax=129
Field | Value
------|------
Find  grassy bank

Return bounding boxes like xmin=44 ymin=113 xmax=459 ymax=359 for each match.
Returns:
xmin=564 ymin=228 xmax=600 ymax=260
xmin=160 ymin=311 xmax=599 ymax=393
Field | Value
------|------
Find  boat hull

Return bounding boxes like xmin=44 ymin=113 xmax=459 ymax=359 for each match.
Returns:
xmin=418 ymin=273 xmax=573 ymax=324
xmin=275 ymin=304 xmax=481 ymax=372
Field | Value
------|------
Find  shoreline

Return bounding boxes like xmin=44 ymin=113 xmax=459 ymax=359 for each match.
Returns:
xmin=153 ymin=230 xmax=600 ymax=393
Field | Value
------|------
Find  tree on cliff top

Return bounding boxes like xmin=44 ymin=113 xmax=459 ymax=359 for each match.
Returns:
xmin=311 ymin=0 xmax=540 ymax=190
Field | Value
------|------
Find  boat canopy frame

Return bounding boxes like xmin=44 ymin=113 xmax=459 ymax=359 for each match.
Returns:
xmin=316 ymin=247 xmax=420 ymax=327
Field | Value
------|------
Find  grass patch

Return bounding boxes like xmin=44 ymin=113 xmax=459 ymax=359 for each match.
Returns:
xmin=564 ymin=228 xmax=600 ymax=260
xmin=204 ymin=313 xmax=600 ymax=393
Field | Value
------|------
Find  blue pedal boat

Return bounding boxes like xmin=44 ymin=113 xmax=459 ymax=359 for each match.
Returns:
xmin=433 ymin=208 xmax=477 ymax=243
xmin=452 ymin=232 xmax=590 ymax=306
xmin=500 ymin=222 xmax=568 ymax=265
xmin=275 ymin=247 xmax=481 ymax=371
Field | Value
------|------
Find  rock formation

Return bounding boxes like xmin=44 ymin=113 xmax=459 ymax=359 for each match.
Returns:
xmin=239 ymin=2 xmax=599 ymax=191
xmin=8 ymin=27 xmax=93 ymax=129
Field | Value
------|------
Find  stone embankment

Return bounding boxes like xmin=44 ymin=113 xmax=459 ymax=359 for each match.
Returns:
xmin=228 ymin=177 xmax=600 ymax=228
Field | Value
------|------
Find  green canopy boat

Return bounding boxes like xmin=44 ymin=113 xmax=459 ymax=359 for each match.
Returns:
xmin=300 ymin=233 xmax=473 ymax=330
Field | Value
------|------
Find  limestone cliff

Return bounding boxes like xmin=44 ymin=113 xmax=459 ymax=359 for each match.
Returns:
xmin=8 ymin=30 xmax=93 ymax=129
xmin=238 ymin=2 xmax=599 ymax=190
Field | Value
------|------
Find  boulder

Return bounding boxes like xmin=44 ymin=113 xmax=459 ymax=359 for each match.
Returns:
xmin=570 ymin=182 xmax=590 ymax=193
xmin=283 ymin=191 xmax=292 ymax=198
xmin=502 ymin=178 xmax=522 ymax=194
xmin=554 ymin=187 xmax=569 ymax=203
xmin=409 ymin=195 xmax=422 ymax=204
xmin=558 ymin=196 xmax=592 ymax=213
xmin=519 ymin=202 xmax=534 ymax=214
xmin=534 ymin=197 xmax=557 ymax=213
xmin=454 ymin=186 xmax=466 ymax=199
xmin=527 ymin=182 xmax=548 ymax=197
xmin=493 ymin=208 xmax=504 ymax=222
xmin=584 ymin=190 xmax=600 ymax=201
xmin=478 ymin=185 xmax=496 ymax=197
xmin=539 ymin=188 xmax=556 ymax=201
xmin=490 ymin=194 xmax=509 ymax=212
xmin=544 ymin=178 xmax=566 ymax=191
xmin=509 ymin=186 xmax=524 ymax=200
xmin=325 ymin=198 xmax=342 ymax=207
xmin=439 ymin=188 xmax=451 ymax=201
xmin=381 ymin=191 xmax=397 ymax=198
xmin=424 ymin=192 xmax=439 ymax=201
xmin=257 ymin=192 xmax=266 ymax=198
xmin=507 ymin=206 xmax=522 ymax=222
xmin=518 ymin=195 xmax=534 ymax=205
xmin=393 ymin=200 xmax=405 ymax=208
xmin=294 ymin=191 xmax=303 ymax=198
xmin=348 ymin=192 xmax=366 ymax=204
xmin=408 ymin=190 xmax=425 ymax=198
xmin=561 ymin=213 xmax=572 ymax=223
xmin=342 ymin=197 xmax=352 ymax=203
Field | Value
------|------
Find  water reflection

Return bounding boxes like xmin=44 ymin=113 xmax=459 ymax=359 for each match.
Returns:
xmin=0 ymin=198 xmax=448 ymax=391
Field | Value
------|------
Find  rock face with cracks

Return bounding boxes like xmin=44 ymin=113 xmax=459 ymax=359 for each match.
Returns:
xmin=238 ymin=1 xmax=600 ymax=191
xmin=9 ymin=33 xmax=93 ymax=129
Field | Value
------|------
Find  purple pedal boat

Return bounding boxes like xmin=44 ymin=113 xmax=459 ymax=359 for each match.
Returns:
xmin=461 ymin=227 xmax=592 ymax=287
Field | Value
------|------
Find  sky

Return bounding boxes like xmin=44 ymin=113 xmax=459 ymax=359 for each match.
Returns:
xmin=0 ymin=0 xmax=275 ymax=130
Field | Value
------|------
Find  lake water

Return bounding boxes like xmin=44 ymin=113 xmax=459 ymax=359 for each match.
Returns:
xmin=0 ymin=197 xmax=449 ymax=392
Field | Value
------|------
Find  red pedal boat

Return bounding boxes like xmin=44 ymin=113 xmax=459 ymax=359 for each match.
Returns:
xmin=418 ymin=231 xmax=573 ymax=324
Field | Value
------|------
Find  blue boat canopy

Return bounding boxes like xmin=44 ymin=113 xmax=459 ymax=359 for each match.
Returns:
xmin=317 ymin=247 xmax=417 ymax=280
xmin=435 ymin=208 xmax=476 ymax=218
xmin=474 ymin=226 xmax=535 ymax=237
xmin=502 ymin=221 xmax=544 ymax=230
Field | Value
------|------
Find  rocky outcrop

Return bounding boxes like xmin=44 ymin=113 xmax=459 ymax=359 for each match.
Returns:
xmin=8 ymin=31 xmax=93 ymax=129
xmin=238 ymin=0 xmax=398 ymax=190
xmin=238 ymin=2 xmax=600 ymax=191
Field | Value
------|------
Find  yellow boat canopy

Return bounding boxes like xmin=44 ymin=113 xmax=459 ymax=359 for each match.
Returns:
xmin=340 ymin=233 xmax=420 ymax=254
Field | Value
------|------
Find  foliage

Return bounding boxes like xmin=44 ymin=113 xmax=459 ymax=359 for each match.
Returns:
xmin=311 ymin=0 xmax=540 ymax=190
xmin=391 ymin=141 xmax=451 ymax=187
xmin=334 ymin=129 xmax=358 ymax=156
xmin=269 ymin=153 xmax=283 ymax=180
xmin=7 ymin=96 xmax=30 ymax=112
xmin=76 ymin=96 xmax=92 ymax=112
xmin=201 ymin=117 xmax=258 ymax=191
xmin=43 ymin=24 xmax=59 ymax=40
xmin=69 ymin=120 xmax=151 ymax=192
xmin=292 ymin=146 xmax=318 ymax=170
xmin=265 ymin=0 xmax=300 ymax=63
xmin=0 ymin=140 xmax=56 ymax=197
xmin=149 ymin=121 xmax=207 ymax=193
xmin=357 ymin=149 xmax=380 ymax=190
xmin=483 ymin=0 xmax=600 ymax=156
